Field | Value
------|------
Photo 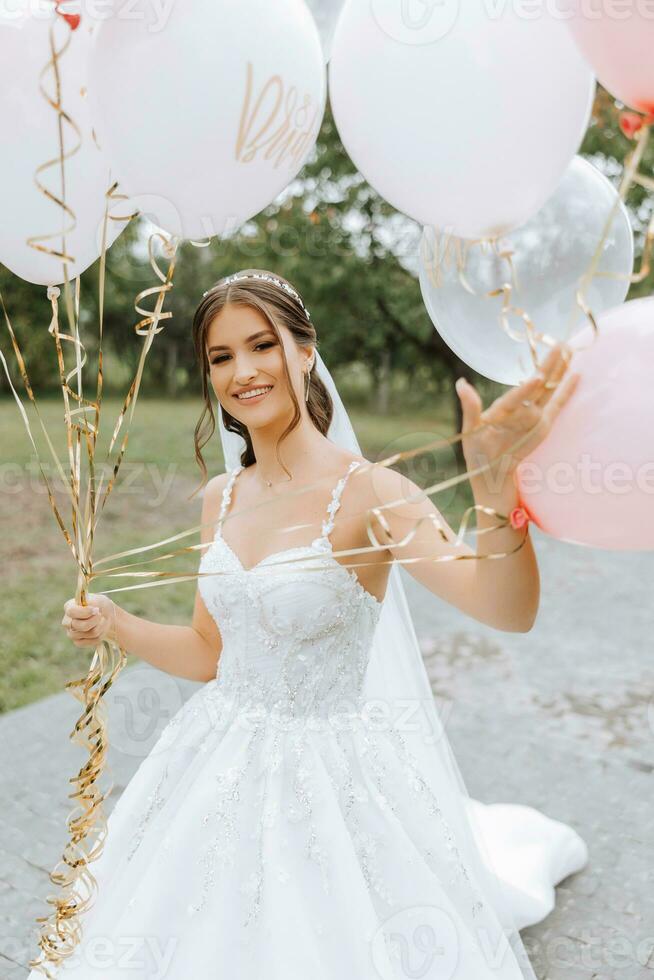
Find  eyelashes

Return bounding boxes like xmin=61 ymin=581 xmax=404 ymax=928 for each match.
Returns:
xmin=210 ymin=341 xmax=276 ymax=365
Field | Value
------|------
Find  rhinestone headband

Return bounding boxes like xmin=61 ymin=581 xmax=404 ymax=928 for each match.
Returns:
xmin=203 ymin=272 xmax=311 ymax=321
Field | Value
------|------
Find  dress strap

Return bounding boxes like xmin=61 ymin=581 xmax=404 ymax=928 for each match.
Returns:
xmin=319 ymin=459 xmax=363 ymax=545
xmin=215 ymin=464 xmax=243 ymax=537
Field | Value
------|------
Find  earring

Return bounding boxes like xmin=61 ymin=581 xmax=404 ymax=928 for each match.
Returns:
xmin=304 ymin=355 xmax=314 ymax=403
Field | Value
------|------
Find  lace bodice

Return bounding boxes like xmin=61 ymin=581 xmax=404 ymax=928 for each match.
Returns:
xmin=198 ymin=459 xmax=383 ymax=721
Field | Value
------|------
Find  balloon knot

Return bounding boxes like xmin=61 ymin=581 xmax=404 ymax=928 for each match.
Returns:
xmin=47 ymin=285 xmax=61 ymax=301
xmin=54 ymin=1 xmax=81 ymax=29
xmin=509 ymin=506 xmax=530 ymax=531
xmin=619 ymin=110 xmax=653 ymax=140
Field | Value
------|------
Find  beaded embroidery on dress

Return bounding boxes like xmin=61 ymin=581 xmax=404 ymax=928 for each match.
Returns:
xmin=33 ymin=458 xmax=587 ymax=980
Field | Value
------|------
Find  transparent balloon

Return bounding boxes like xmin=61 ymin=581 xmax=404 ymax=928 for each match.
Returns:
xmin=419 ymin=156 xmax=634 ymax=386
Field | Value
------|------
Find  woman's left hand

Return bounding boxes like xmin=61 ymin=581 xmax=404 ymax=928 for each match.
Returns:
xmin=456 ymin=343 xmax=581 ymax=482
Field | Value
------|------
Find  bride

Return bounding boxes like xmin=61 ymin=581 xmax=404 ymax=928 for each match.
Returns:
xmin=52 ymin=269 xmax=588 ymax=980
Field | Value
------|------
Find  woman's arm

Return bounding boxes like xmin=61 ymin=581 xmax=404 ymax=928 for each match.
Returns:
xmin=65 ymin=474 xmax=227 ymax=683
xmin=466 ymin=470 xmax=539 ymax=632
xmin=363 ymin=464 xmax=537 ymax=633
xmin=360 ymin=345 xmax=578 ymax=633
xmin=111 ymin=606 xmax=221 ymax=684
xmin=111 ymin=473 xmax=227 ymax=682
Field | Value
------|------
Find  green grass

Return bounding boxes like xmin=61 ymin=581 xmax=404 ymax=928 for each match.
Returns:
xmin=0 ymin=395 xmax=472 ymax=714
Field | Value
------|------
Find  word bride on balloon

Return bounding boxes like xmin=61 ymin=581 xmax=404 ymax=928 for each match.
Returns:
xmin=235 ymin=62 xmax=321 ymax=171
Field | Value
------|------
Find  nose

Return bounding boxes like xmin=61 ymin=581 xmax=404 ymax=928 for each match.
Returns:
xmin=232 ymin=350 xmax=258 ymax=385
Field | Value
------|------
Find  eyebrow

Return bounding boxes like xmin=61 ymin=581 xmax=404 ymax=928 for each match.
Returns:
xmin=208 ymin=330 xmax=274 ymax=353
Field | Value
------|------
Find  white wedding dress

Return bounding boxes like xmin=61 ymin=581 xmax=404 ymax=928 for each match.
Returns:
xmin=30 ymin=459 xmax=587 ymax=980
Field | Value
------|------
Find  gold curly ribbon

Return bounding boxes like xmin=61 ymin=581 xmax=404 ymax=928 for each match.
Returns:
xmin=88 ymin=418 xmax=540 ymax=608
xmin=17 ymin=225 xmax=181 ymax=977
xmin=420 ymin=116 xmax=654 ymax=370
xmin=0 ymin=18 xmax=180 ymax=974
xmin=26 ymin=21 xmax=79 ymax=268
xmin=575 ymin=121 xmax=652 ymax=326
xmin=419 ymin=229 xmax=570 ymax=373
xmin=91 ymin=232 xmax=179 ymax=524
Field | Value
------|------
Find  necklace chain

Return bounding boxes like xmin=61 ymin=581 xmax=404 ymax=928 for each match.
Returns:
xmin=261 ymin=473 xmax=289 ymax=488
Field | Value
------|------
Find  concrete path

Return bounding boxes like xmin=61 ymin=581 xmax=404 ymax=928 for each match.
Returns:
xmin=1 ymin=527 xmax=652 ymax=979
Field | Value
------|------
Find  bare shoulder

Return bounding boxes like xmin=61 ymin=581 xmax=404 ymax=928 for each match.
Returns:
xmin=203 ymin=470 xmax=231 ymax=504
xmin=352 ymin=458 xmax=453 ymax=547
xmin=199 ymin=471 xmax=231 ymax=541
xmin=355 ymin=459 xmax=432 ymax=516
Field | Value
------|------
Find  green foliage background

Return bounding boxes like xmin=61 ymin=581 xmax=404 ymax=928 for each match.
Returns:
xmin=2 ymin=88 xmax=651 ymax=430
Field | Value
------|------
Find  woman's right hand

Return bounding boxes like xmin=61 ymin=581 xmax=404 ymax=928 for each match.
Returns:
xmin=61 ymin=593 xmax=118 ymax=648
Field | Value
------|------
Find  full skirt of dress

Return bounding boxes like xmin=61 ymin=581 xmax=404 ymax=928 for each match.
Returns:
xmin=27 ymin=679 xmax=587 ymax=980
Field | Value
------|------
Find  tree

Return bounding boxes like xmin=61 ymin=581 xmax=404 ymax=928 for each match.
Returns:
xmin=3 ymin=85 xmax=652 ymax=435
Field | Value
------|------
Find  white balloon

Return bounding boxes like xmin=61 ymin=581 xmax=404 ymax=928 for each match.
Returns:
xmin=87 ymin=0 xmax=327 ymax=242
xmin=304 ymin=0 xmax=346 ymax=62
xmin=0 ymin=6 xmax=128 ymax=286
xmin=329 ymin=0 xmax=595 ymax=239
xmin=419 ymin=156 xmax=634 ymax=385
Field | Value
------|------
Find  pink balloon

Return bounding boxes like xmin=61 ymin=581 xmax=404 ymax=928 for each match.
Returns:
xmin=516 ymin=296 xmax=654 ymax=551
xmin=565 ymin=3 xmax=654 ymax=113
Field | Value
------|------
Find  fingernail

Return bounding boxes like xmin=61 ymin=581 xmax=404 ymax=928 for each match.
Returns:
xmin=455 ymin=377 xmax=465 ymax=393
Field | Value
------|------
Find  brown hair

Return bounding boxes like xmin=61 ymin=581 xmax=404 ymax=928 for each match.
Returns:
xmin=189 ymin=269 xmax=334 ymax=499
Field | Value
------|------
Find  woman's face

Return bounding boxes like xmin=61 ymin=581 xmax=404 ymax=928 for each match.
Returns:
xmin=206 ymin=303 xmax=312 ymax=426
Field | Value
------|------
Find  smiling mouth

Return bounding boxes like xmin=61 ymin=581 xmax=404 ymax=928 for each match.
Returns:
xmin=233 ymin=385 xmax=274 ymax=404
